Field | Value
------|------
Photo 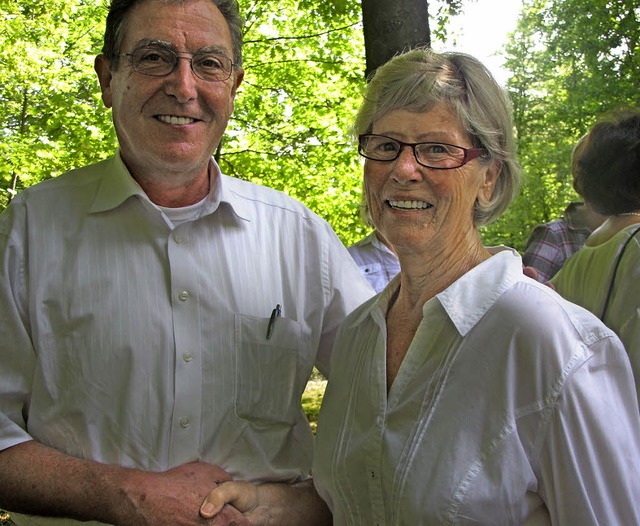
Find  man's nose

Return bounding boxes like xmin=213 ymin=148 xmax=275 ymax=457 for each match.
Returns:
xmin=164 ymin=57 xmax=198 ymax=102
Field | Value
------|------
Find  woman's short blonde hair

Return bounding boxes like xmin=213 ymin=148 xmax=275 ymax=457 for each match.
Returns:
xmin=354 ymin=47 xmax=521 ymax=226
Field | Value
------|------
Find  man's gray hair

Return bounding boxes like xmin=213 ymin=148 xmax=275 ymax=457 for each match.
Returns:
xmin=102 ymin=0 xmax=244 ymax=69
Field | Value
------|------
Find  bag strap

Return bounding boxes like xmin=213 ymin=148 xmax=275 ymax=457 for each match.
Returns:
xmin=600 ymin=224 xmax=640 ymax=321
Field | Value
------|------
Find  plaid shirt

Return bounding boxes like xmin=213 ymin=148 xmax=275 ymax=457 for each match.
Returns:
xmin=522 ymin=202 xmax=592 ymax=283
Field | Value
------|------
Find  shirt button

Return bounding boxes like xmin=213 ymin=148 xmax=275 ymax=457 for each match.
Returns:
xmin=174 ymin=235 xmax=184 ymax=244
xmin=178 ymin=291 xmax=189 ymax=301
xmin=183 ymin=352 xmax=193 ymax=363
xmin=180 ymin=417 xmax=190 ymax=428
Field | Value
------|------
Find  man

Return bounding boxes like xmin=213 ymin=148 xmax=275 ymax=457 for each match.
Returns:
xmin=522 ymin=201 xmax=606 ymax=282
xmin=348 ymin=230 xmax=400 ymax=293
xmin=0 ymin=0 xmax=373 ymax=524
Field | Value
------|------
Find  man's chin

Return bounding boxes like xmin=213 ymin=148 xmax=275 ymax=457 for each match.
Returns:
xmin=121 ymin=145 xmax=213 ymax=179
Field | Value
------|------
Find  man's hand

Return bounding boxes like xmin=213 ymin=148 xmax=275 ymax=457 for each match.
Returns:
xmin=199 ymin=479 xmax=331 ymax=526
xmin=116 ymin=461 xmax=251 ymax=526
xmin=0 ymin=441 xmax=250 ymax=526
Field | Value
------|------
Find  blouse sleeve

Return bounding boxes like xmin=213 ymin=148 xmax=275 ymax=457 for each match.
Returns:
xmin=537 ymin=333 xmax=640 ymax=524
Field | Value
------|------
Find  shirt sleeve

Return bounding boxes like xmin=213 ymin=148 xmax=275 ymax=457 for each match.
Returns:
xmin=0 ymin=203 xmax=37 ymax=451
xmin=315 ymin=228 xmax=374 ymax=378
xmin=619 ymin=315 xmax=640 ymax=404
xmin=522 ymin=225 xmax=564 ymax=282
xmin=537 ymin=334 xmax=640 ymax=524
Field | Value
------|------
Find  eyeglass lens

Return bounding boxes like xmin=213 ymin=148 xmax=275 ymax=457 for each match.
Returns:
xmin=360 ymin=136 xmax=470 ymax=169
xmin=129 ymin=46 xmax=233 ymax=81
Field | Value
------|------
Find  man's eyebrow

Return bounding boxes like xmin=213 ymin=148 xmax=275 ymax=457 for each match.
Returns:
xmin=131 ymin=39 xmax=231 ymax=58
xmin=131 ymin=38 xmax=174 ymax=50
xmin=194 ymin=46 xmax=231 ymax=58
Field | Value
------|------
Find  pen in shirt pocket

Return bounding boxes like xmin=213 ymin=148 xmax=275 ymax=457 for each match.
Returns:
xmin=266 ymin=304 xmax=282 ymax=340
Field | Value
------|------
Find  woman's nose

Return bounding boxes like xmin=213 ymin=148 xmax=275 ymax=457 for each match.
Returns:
xmin=392 ymin=146 xmax=424 ymax=183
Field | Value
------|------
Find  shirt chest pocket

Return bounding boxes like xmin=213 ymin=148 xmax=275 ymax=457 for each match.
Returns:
xmin=234 ymin=314 xmax=310 ymax=426
xmin=358 ymin=261 xmax=383 ymax=276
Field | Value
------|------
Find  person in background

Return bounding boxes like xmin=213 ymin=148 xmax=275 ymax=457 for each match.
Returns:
xmin=303 ymin=48 xmax=638 ymax=524
xmin=0 ymin=0 xmax=372 ymax=524
xmin=552 ymin=107 xmax=640 ymax=403
xmin=348 ymin=229 xmax=400 ymax=293
xmin=522 ymin=135 xmax=607 ymax=282
xmin=348 ymin=191 xmax=400 ymax=293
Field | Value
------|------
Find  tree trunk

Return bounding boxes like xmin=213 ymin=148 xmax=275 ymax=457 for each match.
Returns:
xmin=361 ymin=0 xmax=431 ymax=79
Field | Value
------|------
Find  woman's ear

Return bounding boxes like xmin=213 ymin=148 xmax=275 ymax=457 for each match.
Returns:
xmin=478 ymin=160 xmax=501 ymax=204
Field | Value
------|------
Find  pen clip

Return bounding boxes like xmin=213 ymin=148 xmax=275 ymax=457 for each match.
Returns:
xmin=266 ymin=304 xmax=282 ymax=340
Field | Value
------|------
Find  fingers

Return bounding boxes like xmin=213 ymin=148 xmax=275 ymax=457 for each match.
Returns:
xmin=200 ymin=481 xmax=257 ymax=519
xmin=522 ymin=265 xmax=538 ymax=281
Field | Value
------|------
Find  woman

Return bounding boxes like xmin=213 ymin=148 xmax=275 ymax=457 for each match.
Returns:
xmin=552 ymin=108 xmax=640 ymax=403
xmin=312 ymin=49 xmax=640 ymax=524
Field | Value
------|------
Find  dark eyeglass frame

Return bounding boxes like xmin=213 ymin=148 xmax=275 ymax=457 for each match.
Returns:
xmin=119 ymin=46 xmax=237 ymax=82
xmin=358 ymin=133 xmax=487 ymax=170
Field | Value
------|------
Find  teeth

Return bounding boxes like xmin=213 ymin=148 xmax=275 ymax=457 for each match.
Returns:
xmin=157 ymin=115 xmax=196 ymax=125
xmin=388 ymin=200 xmax=430 ymax=210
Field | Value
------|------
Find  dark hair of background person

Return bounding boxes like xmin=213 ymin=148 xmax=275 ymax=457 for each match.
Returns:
xmin=574 ymin=108 xmax=640 ymax=216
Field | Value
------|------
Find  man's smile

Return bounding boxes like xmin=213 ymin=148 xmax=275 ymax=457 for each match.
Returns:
xmin=155 ymin=114 xmax=199 ymax=125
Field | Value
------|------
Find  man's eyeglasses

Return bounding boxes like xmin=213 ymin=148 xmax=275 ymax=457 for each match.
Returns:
xmin=120 ymin=46 xmax=236 ymax=82
xmin=358 ymin=134 xmax=487 ymax=170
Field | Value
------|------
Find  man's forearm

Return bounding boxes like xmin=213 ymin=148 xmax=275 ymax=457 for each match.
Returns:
xmin=0 ymin=440 xmax=141 ymax=523
xmin=0 ymin=440 xmax=243 ymax=526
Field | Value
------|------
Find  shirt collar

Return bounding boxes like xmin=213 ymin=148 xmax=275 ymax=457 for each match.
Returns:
xmin=350 ymin=248 xmax=526 ymax=336
xmin=353 ymin=231 xmax=396 ymax=256
xmin=563 ymin=202 xmax=590 ymax=231
xmin=89 ymin=150 xmax=147 ymax=213
xmin=213 ymin=171 xmax=253 ymax=223
xmin=89 ymin=151 xmax=250 ymax=223
xmin=435 ymin=249 xmax=524 ymax=335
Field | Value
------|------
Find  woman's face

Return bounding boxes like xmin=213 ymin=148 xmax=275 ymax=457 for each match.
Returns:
xmin=364 ymin=104 xmax=499 ymax=258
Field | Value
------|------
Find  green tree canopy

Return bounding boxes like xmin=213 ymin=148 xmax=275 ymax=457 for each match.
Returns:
xmin=482 ymin=0 xmax=639 ymax=251
xmin=223 ymin=0 xmax=368 ymax=244
xmin=0 ymin=0 xmax=114 ymax=208
xmin=3 ymin=0 xmax=637 ymax=250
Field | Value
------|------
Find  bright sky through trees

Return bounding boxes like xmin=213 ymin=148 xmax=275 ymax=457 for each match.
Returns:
xmin=441 ymin=0 xmax=523 ymax=85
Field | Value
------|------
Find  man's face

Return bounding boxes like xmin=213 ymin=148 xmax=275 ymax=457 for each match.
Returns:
xmin=95 ymin=0 xmax=243 ymax=180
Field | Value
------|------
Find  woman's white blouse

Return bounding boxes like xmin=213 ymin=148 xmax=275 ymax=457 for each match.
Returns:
xmin=313 ymin=249 xmax=640 ymax=525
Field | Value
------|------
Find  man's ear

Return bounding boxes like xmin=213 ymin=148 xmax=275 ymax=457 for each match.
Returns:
xmin=94 ymin=54 xmax=113 ymax=108
xmin=226 ymin=66 xmax=244 ymax=115
xmin=231 ymin=66 xmax=244 ymax=98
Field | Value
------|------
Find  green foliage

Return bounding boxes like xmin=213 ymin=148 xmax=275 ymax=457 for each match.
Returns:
xmin=0 ymin=0 xmax=115 ymax=209
xmin=223 ymin=0 xmax=369 ymax=244
xmin=4 ymin=0 xmax=635 ymax=250
xmin=0 ymin=508 xmax=13 ymax=525
xmin=301 ymin=369 xmax=327 ymax=434
xmin=481 ymin=0 xmax=640 ymax=251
